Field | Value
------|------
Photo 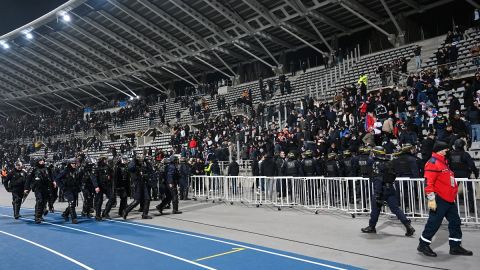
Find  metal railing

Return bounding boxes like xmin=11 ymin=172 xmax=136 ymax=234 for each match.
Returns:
xmin=189 ymin=176 xmax=480 ymax=225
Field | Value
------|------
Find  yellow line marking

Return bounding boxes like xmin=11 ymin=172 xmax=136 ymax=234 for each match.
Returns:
xmin=195 ymin=248 xmax=246 ymax=262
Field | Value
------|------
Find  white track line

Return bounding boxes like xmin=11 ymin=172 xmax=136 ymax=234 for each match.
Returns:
xmin=106 ymin=219 xmax=348 ymax=270
xmin=0 ymin=213 xmax=216 ymax=270
xmin=0 ymin=206 xmax=347 ymax=270
xmin=0 ymin=230 xmax=94 ymax=270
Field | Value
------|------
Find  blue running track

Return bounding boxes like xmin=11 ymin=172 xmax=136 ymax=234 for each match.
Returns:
xmin=0 ymin=206 xmax=363 ymax=270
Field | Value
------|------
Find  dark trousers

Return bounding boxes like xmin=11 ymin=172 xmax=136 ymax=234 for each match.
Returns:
xmin=116 ymin=188 xmax=129 ymax=216
xmin=94 ymin=185 xmax=114 ymax=217
xmin=81 ymin=186 xmax=94 ymax=215
xmin=11 ymin=187 xmax=23 ymax=217
xmin=158 ymin=186 xmax=179 ymax=212
xmin=419 ymin=196 xmax=462 ymax=247
xmin=124 ymin=181 xmax=150 ymax=216
xmin=62 ymin=190 xmax=78 ymax=221
xmin=369 ymin=187 xmax=409 ymax=227
xmin=48 ymin=186 xmax=58 ymax=210
xmin=34 ymin=189 xmax=48 ymax=221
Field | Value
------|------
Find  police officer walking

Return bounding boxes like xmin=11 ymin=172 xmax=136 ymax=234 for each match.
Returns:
xmin=114 ymin=156 xmax=131 ymax=217
xmin=418 ymin=141 xmax=473 ymax=257
xmin=3 ymin=161 xmax=27 ymax=219
xmin=361 ymin=146 xmax=415 ymax=236
xmin=156 ymin=157 xmax=182 ymax=215
xmin=123 ymin=156 xmax=153 ymax=219
xmin=448 ymin=139 xmax=479 ymax=213
xmin=55 ymin=159 xmax=81 ymax=224
xmin=25 ymin=158 xmax=54 ymax=224
xmin=79 ymin=158 xmax=95 ymax=218
xmin=93 ymin=156 xmax=114 ymax=221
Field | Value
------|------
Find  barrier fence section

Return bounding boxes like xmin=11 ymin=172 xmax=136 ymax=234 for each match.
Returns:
xmin=190 ymin=176 xmax=480 ymax=226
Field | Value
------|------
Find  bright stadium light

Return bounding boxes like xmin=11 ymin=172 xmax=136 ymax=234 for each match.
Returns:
xmin=62 ymin=14 xmax=71 ymax=22
xmin=1 ymin=43 xmax=9 ymax=49
xmin=25 ymin=33 xmax=33 ymax=40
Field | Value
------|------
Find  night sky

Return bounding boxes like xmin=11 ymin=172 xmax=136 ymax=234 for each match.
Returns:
xmin=0 ymin=0 xmax=68 ymax=36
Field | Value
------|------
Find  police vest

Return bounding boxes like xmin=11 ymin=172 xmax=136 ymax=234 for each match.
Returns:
xmin=343 ymin=158 xmax=352 ymax=176
xmin=286 ymin=161 xmax=297 ymax=176
xmin=10 ymin=170 xmax=26 ymax=187
xmin=326 ymin=161 xmax=338 ymax=176
xmin=118 ymin=166 xmax=129 ymax=183
xmin=303 ymin=159 xmax=315 ymax=176
xmin=394 ymin=155 xmax=413 ymax=177
xmin=372 ymin=160 xmax=383 ymax=178
xmin=97 ymin=166 xmax=110 ymax=184
xmin=449 ymin=151 xmax=470 ymax=172
xmin=64 ymin=171 xmax=80 ymax=189
xmin=358 ymin=155 xmax=372 ymax=177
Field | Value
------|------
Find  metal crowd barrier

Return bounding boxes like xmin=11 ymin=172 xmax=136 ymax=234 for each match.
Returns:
xmin=189 ymin=176 xmax=480 ymax=226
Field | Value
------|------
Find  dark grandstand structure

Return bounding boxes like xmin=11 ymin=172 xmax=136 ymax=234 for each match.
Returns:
xmin=0 ymin=0 xmax=480 ymax=269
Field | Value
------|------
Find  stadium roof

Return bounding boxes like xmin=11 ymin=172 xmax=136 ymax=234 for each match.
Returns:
xmin=0 ymin=0 xmax=455 ymax=115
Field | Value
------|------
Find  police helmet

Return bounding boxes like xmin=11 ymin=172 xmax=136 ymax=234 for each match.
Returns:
xmin=371 ymin=146 xmax=386 ymax=158
xmin=359 ymin=146 xmax=371 ymax=154
xmin=401 ymin=143 xmax=414 ymax=153
xmin=327 ymin=152 xmax=337 ymax=160
xmin=287 ymin=152 xmax=296 ymax=159
xmin=343 ymin=150 xmax=352 ymax=157
xmin=454 ymin=139 xmax=465 ymax=151
xmin=304 ymin=150 xmax=313 ymax=158
xmin=15 ymin=161 xmax=23 ymax=168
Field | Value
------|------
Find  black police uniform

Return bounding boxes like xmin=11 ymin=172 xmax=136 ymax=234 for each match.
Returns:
xmin=449 ymin=149 xmax=479 ymax=212
xmin=79 ymin=163 xmax=95 ymax=217
xmin=93 ymin=161 xmax=114 ymax=220
xmin=123 ymin=159 xmax=153 ymax=219
xmin=26 ymin=162 xmax=52 ymax=223
xmin=55 ymin=165 xmax=81 ymax=223
xmin=392 ymin=152 xmax=420 ymax=211
xmin=156 ymin=162 xmax=182 ymax=215
xmin=4 ymin=168 xmax=27 ymax=219
xmin=301 ymin=157 xmax=319 ymax=204
xmin=114 ymin=161 xmax=131 ymax=216
xmin=364 ymin=158 xmax=413 ymax=235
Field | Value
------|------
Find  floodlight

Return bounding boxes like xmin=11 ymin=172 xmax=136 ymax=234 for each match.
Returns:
xmin=63 ymin=14 xmax=71 ymax=22
xmin=26 ymin=33 xmax=33 ymax=39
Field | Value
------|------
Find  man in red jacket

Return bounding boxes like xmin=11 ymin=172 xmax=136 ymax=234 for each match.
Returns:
xmin=417 ymin=141 xmax=473 ymax=257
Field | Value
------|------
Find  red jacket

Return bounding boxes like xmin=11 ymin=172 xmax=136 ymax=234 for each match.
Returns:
xmin=188 ymin=139 xmax=197 ymax=149
xmin=424 ymin=152 xmax=458 ymax=203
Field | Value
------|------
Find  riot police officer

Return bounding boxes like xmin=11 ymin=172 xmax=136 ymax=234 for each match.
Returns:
xmin=325 ymin=153 xmax=341 ymax=177
xmin=392 ymin=144 xmax=420 ymax=211
xmin=178 ymin=157 xmax=191 ymax=200
xmin=25 ymin=158 xmax=53 ymax=224
xmin=301 ymin=150 xmax=320 ymax=177
xmin=79 ymin=158 xmax=95 ymax=218
xmin=114 ymin=156 xmax=131 ymax=217
xmin=46 ymin=162 xmax=57 ymax=213
xmin=448 ymin=139 xmax=479 ymax=213
xmin=361 ymin=146 xmax=415 ymax=236
xmin=93 ymin=156 xmax=114 ymax=221
xmin=156 ymin=157 xmax=182 ymax=215
xmin=281 ymin=152 xmax=304 ymax=177
xmin=55 ymin=159 xmax=81 ymax=224
xmin=3 ymin=161 xmax=27 ymax=219
xmin=123 ymin=156 xmax=153 ymax=219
